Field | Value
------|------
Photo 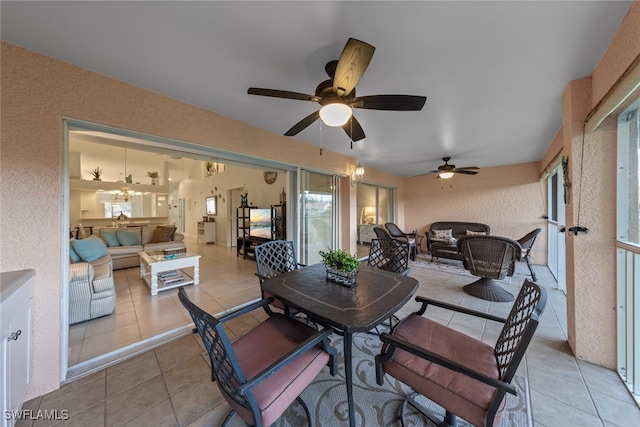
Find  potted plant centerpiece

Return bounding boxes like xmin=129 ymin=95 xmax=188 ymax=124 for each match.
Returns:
xmin=319 ymin=248 xmax=360 ymax=287
xmin=87 ymin=167 xmax=103 ymax=181
xmin=147 ymin=171 xmax=159 ymax=185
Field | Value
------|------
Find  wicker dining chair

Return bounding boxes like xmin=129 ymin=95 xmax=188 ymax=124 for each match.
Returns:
xmin=457 ymin=235 xmax=522 ymax=302
xmin=367 ymin=238 xmax=411 ymax=276
xmin=517 ymin=228 xmax=541 ymax=281
xmin=384 ymin=222 xmax=418 ymax=260
xmin=367 ymin=236 xmax=411 ymax=333
xmin=178 ymin=287 xmax=337 ymax=427
xmin=376 ymin=280 xmax=547 ymax=427
xmin=255 ymin=240 xmax=304 ymax=316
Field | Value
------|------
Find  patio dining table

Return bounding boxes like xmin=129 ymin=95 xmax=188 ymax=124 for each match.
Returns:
xmin=261 ymin=263 xmax=419 ymax=427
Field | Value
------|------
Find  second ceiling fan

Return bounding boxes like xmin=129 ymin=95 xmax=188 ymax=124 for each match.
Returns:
xmin=247 ymin=38 xmax=427 ymax=143
xmin=415 ymin=157 xmax=480 ymax=179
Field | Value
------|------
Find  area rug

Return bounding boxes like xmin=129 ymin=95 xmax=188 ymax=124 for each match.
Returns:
xmin=264 ymin=332 xmax=532 ymax=427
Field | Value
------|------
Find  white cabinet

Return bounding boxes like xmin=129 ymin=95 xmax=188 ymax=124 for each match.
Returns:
xmin=1 ymin=270 xmax=34 ymax=427
xmin=197 ymin=221 xmax=216 ymax=244
xmin=358 ymin=224 xmax=378 ymax=244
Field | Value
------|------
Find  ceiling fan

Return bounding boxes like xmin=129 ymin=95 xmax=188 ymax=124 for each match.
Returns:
xmin=420 ymin=157 xmax=480 ymax=179
xmin=247 ymin=38 xmax=427 ymax=143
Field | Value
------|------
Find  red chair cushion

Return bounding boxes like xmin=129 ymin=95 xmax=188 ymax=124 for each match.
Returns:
xmin=224 ymin=314 xmax=330 ymax=426
xmin=383 ymin=314 xmax=506 ymax=427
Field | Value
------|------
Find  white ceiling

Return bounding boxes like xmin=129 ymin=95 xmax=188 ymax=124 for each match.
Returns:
xmin=1 ymin=1 xmax=633 ymax=177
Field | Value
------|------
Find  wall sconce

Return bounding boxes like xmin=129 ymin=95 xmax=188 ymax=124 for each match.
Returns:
xmin=351 ymin=164 xmax=365 ymax=186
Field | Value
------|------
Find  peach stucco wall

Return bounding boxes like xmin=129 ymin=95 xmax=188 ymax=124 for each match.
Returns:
xmin=404 ymin=162 xmax=547 ymax=265
xmin=539 ymin=1 xmax=640 ymax=367
xmin=0 ymin=41 xmax=404 ymax=398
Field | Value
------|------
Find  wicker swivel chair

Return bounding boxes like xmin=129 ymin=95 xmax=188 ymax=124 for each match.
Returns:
xmin=517 ymin=228 xmax=541 ymax=281
xmin=384 ymin=222 xmax=418 ymax=260
xmin=375 ymin=280 xmax=547 ymax=427
xmin=178 ymin=288 xmax=337 ymax=427
xmin=255 ymin=240 xmax=303 ymax=316
xmin=457 ymin=235 xmax=522 ymax=302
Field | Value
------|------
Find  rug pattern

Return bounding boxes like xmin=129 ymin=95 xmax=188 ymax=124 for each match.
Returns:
xmin=267 ymin=332 xmax=532 ymax=427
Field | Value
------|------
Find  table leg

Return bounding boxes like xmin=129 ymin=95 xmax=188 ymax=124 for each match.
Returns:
xmin=344 ymin=332 xmax=355 ymax=427
xmin=193 ymin=260 xmax=200 ymax=286
xmin=149 ymin=266 xmax=158 ymax=296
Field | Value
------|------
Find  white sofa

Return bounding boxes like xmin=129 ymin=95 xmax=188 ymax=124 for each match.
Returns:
xmin=97 ymin=225 xmax=185 ymax=270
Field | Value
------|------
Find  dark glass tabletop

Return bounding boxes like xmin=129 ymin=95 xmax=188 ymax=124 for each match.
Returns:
xmin=261 ymin=263 xmax=419 ymax=333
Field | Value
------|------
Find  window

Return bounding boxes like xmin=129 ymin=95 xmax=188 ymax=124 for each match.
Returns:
xmin=617 ymin=99 xmax=640 ymax=244
xmin=616 ymin=96 xmax=640 ymax=402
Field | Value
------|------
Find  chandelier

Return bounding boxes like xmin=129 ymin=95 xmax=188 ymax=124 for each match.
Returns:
xmin=110 ymin=184 xmax=140 ymax=202
xmin=111 ymin=149 xmax=141 ymax=202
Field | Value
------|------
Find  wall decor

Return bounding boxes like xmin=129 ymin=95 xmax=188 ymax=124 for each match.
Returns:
xmin=264 ymin=171 xmax=277 ymax=184
xmin=562 ymin=156 xmax=570 ymax=204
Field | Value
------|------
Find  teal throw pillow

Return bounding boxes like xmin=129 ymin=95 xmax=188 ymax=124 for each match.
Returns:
xmin=71 ymin=235 xmax=108 ymax=262
xmin=117 ymin=229 xmax=140 ymax=246
xmin=69 ymin=241 xmax=81 ymax=263
xmin=101 ymin=229 xmax=121 ymax=247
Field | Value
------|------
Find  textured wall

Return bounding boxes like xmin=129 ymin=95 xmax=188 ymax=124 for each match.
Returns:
xmin=404 ymin=162 xmax=547 ymax=265
xmin=0 ymin=42 xmax=403 ymax=398
xmin=545 ymin=0 xmax=640 ymax=368
xmin=562 ymin=77 xmax=618 ymax=368
xmin=591 ymin=3 xmax=640 ymax=110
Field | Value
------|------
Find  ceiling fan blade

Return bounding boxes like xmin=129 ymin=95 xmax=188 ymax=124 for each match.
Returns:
xmin=456 ymin=166 xmax=480 ymax=170
xmin=333 ymin=38 xmax=375 ymax=97
xmin=284 ymin=110 xmax=321 ymax=136
xmin=248 ymin=87 xmax=319 ymax=102
xmin=352 ymin=95 xmax=427 ymax=111
xmin=342 ymin=116 xmax=366 ymax=142
xmin=455 ymin=170 xmax=479 ymax=175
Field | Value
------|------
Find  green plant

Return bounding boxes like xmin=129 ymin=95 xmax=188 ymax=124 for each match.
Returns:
xmin=319 ymin=248 xmax=360 ymax=273
xmin=87 ymin=167 xmax=103 ymax=179
xmin=206 ymin=161 xmax=213 ymax=171
xmin=147 ymin=171 xmax=159 ymax=178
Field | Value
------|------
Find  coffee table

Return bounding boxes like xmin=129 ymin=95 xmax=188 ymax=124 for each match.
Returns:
xmin=139 ymin=250 xmax=200 ymax=296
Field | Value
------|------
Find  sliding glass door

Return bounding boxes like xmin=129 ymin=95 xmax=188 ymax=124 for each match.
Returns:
xmin=357 ymin=182 xmax=395 ymax=227
xmin=298 ymin=170 xmax=338 ymax=265
xmin=547 ymin=167 xmax=566 ymax=293
xmin=616 ymin=97 xmax=640 ymax=402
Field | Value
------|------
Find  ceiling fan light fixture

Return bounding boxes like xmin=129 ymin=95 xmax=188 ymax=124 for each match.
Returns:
xmin=319 ymin=103 xmax=352 ymax=127
xmin=438 ymin=171 xmax=455 ymax=179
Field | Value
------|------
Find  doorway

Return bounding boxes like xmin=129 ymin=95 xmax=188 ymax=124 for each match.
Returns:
xmin=64 ymin=119 xmax=296 ymax=379
xmin=547 ymin=166 xmax=566 ymax=293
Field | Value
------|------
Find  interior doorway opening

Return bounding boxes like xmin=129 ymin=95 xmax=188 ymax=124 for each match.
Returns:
xmin=63 ymin=119 xmax=296 ymax=380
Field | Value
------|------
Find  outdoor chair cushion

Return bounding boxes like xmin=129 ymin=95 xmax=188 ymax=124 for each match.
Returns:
xmin=383 ymin=314 xmax=504 ymax=427
xmin=225 ymin=314 xmax=331 ymax=426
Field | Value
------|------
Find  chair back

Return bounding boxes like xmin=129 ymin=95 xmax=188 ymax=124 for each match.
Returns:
xmin=178 ymin=288 xmax=252 ymax=410
xmin=517 ymin=228 xmax=541 ymax=254
xmin=494 ymin=279 xmax=547 ymax=382
xmin=254 ymin=240 xmax=299 ymax=284
xmin=374 ymin=226 xmax=391 ymax=240
xmin=384 ymin=222 xmax=406 ymax=238
xmin=457 ymin=235 xmax=521 ymax=279
xmin=77 ymin=223 xmax=88 ymax=239
xmin=367 ymin=238 xmax=411 ymax=275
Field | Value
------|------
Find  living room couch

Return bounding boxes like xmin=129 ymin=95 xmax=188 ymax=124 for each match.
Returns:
xmin=97 ymin=225 xmax=185 ymax=270
xmin=426 ymin=221 xmax=491 ymax=261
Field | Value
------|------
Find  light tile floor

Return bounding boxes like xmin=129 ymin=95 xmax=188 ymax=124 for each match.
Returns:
xmin=23 ymin=242 xmax=640 ymax=426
